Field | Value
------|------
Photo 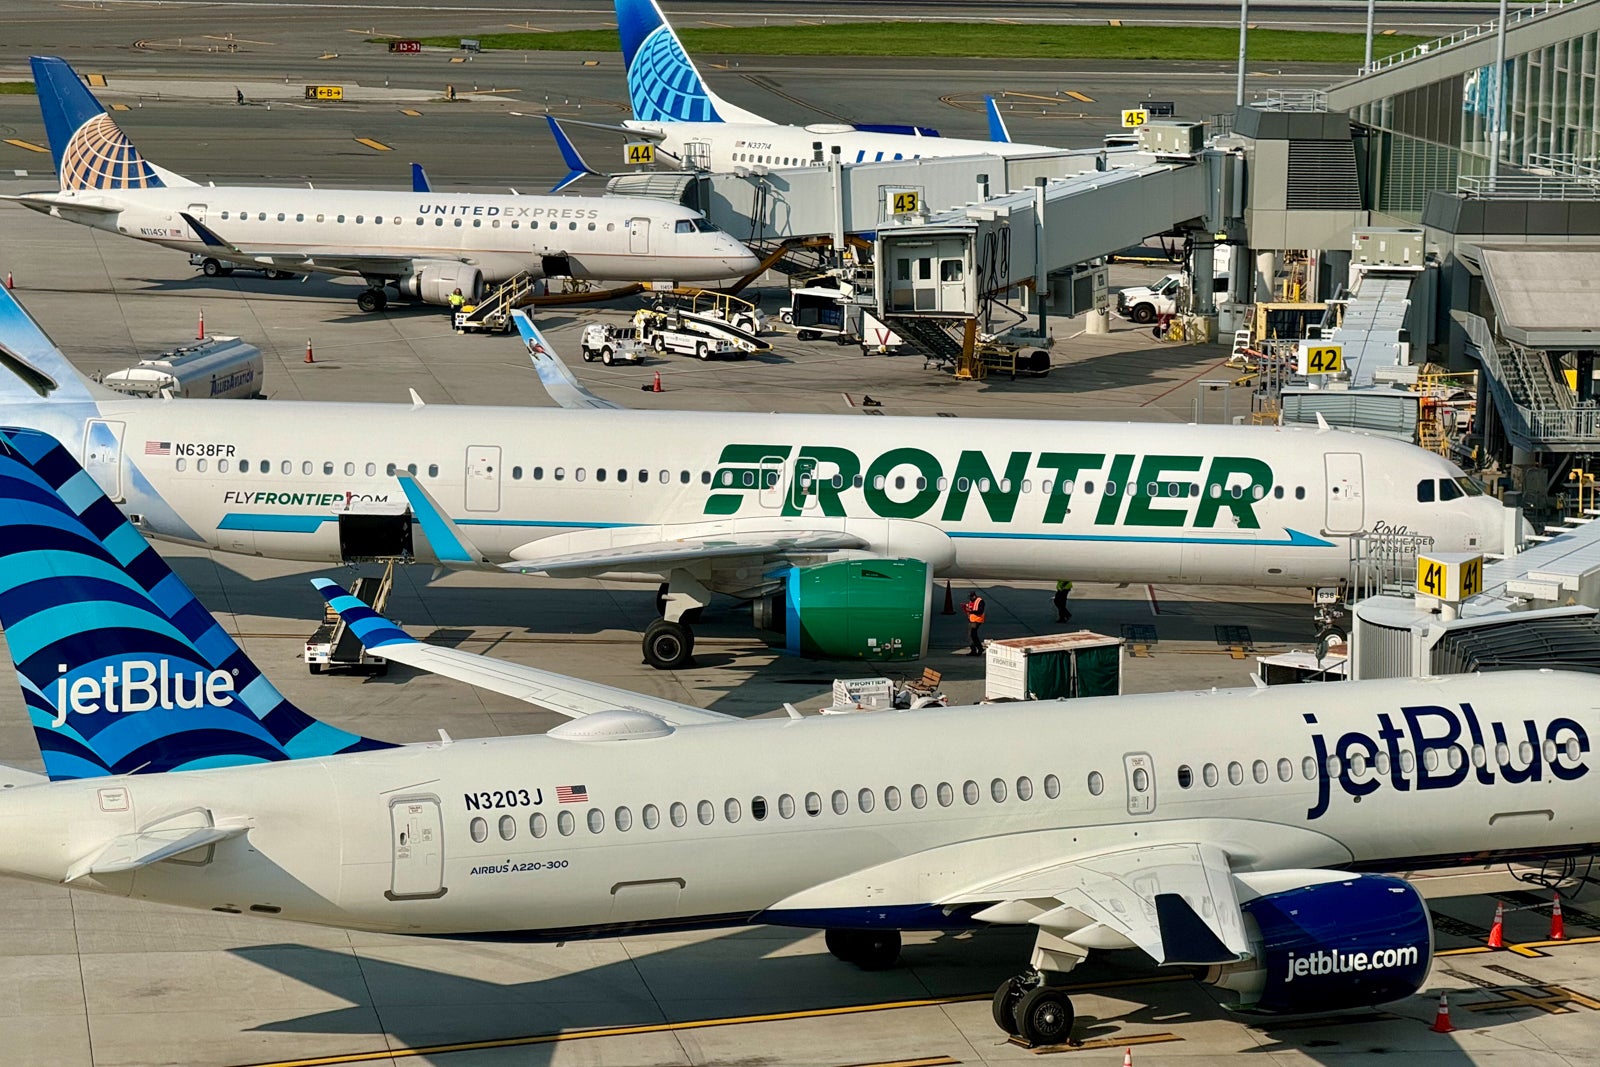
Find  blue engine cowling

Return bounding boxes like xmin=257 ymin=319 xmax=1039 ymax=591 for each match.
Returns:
xmin=1208 ymin=874 xmax=1433 ymax=1014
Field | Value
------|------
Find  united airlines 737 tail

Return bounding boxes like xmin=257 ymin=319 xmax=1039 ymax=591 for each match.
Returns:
xmin=615 ymin=0 xmax=771 ymax=124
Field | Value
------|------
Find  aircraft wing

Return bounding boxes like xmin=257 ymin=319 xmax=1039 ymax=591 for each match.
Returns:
xmin=311 ymin=579 xmax=739 ymax=726
xmin=501 ymin=530 xmax=867 ymax=577
xmin=944 ymin=842 xmax=1251 ymax=966
xmin=512 ymin=310 xmax=623 ymax=410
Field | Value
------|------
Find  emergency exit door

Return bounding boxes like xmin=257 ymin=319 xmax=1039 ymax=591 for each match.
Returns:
xmin=1325 ymin=452 xmax=1365 ymax=533
xmin=387 ymin=795 xmax=446 ymax=900
xmin=82 ymin=419 xmax=125 ymax=502
xmin=1123 ymin=752 xmax=1156 ymax=815
xmin=464 ymin=445 xmax=501 ymax=512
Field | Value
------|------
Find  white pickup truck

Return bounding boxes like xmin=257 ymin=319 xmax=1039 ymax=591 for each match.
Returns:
xmin=1115 ymin=271 xmax=1229 ymax=324
xmin=580 ymin=323 xmax=648 ymax=365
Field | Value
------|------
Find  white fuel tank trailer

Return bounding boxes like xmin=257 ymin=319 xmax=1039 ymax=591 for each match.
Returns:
xmin=101 ymin=336 xmax=264 ymax=400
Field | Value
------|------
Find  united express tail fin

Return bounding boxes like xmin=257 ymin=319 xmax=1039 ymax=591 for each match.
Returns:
xmin=31 ymin=56 xmax=194 ymax=190
xmin=614 ymin=0 xmax=771 ymax=124
xmin=0 ymin=428 xmax=394 ymax=781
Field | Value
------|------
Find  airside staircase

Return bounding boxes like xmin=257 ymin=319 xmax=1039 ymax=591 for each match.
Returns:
xmin=456 ymin=271 xmax=538 ymax=333
xmin=887 ymin=315 xmax=967 ymax=368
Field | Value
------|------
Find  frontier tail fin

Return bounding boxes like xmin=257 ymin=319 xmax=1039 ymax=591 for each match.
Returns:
xmin=613 ymin=0 xmax=770 ymax=124
xmin=0 ymin=428 xmax=394 ymax=780
xmin=31 ymin=56 xmax=194 ymax=190
xmin=0 ymin=284 xmax=117 ymax=404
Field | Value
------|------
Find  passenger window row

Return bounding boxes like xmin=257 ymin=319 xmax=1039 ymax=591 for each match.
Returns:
xmin=214 ymin=210 xmax=619 ymax=234
xmin=465 ymin=773 xmax=1066 ymax=844
xmin=1175 ymin=735 xmax=1581 ymax=790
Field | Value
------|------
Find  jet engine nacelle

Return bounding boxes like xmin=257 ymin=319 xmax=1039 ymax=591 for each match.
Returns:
xmin=752 ymin=558 xmax=930 ymax=661
xmin=399 ymin=263 xmax=484 ymax=306
xmin=1206 ymin=873 xmax=1432 ymax=1014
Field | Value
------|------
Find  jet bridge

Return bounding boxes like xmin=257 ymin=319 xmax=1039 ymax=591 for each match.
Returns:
xmin=870 ymin=125 xmax=1236 ymax=321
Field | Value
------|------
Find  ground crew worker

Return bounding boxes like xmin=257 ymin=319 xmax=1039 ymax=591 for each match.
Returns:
xmin=963 ymin=591 xmax=987 ymax=655
xmin=235 ymin=88 xmax=245 ymax=106
xmin=1053 ymin=580 xmax=1073 ymax=623
xmin=448 ymin=287 xmax=465 ymax=317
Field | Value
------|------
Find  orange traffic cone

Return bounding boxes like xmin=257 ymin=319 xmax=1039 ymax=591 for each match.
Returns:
xmin=197 ymin=308 xmax=205 ymax=340
xmin=1430 ymin=992 xmax=1455 ymax=1033
xmin=1122 ymin=1048 xmax=1133 ymax=1067
xmin=942 ymin=580 xmax=955 ymax=615
xmin=651 ymin=370 xmax=662 ymax=393
xmin=1486 ymin=901 xmax=1504 ymax=948
xmin=1551 ymin=894 xmax=1566 ymax=941
xmin=304 ymin=338 xmax=315 ymax=364
xmin=4 ymin=270 xmax=12 ymax=290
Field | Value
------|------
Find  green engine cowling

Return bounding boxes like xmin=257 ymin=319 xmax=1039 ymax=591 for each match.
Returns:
xmin=752 ymin=559 xmax=931 ymax=660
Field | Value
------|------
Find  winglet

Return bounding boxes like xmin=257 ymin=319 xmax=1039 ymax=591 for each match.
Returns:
xmin=179 ymin=211 xmax=235 ymax=250
xmin=312 ymin=578 xmax=414 ymax=649
xmin=984 ymin=95 xmax=1012 ymax=144
xmin=546 ymin=115 xmax=598 ymax=193
xmin=411 ymin=162 xmax=431 ymax=193
xmin=512 ymin=310 xmax=623 ymax=410
xmin=394 ymin=475 xmax=486 ymax=566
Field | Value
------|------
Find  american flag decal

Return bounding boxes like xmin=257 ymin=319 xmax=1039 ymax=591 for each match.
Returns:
xmin=556 ymin=784 xmax=588 ymax=804
xmin=144 ymin=441 xmax=171 ymax=456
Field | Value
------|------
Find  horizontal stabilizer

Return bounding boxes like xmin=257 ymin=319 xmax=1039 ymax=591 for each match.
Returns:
xmin=180 ymin=211 xmax=235 ymax=250
xmin=65 ymin=823 xmax=248 ymax=883
xmin=313 ymin=579 xmax=738 ymax=726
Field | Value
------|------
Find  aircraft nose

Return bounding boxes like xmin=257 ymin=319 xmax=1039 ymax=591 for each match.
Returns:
xmin=727 ymin=241 xmax=760 ymax=273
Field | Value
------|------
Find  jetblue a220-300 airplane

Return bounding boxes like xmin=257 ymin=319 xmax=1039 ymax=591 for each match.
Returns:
xmin=545 ymin=0 xmax=1064 ymax=189
xmin=0 ymin=284 xmax=1512 ymax=669
xmin=0 ymin=425 xmax=1592 ymax=1046
xmin=3 ymin=57 xmax=758 ymax=312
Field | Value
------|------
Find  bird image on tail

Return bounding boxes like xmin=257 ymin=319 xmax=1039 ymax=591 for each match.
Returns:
xmin=0 ymin=427 xmax=392 ymax=780
xmin=615 ymin=0 xmax=771 ymax=124
xmin=31 ymin=56 xmax=194 ymax=190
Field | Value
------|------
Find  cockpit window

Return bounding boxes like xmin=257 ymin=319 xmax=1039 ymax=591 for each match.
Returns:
xmin=692 ymin=217 xmax=717 ymax=232
xmin=1455 ymin=476 xmax=1484 ymax=497
xmin=676 ymin=217 xmax=718 ymax=233
xmin=1417 ymin=479 xmax=1435 ymax=503
xmin=675 ymin=220 xmax=695 ymax=234
xmin=1438 ymin=478 xmax=1464 ymax=502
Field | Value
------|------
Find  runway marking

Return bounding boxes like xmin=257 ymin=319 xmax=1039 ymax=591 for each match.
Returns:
xmin=109 ymin=103 xmax=131 ymax=111
xmin=1107 ymin=19 xmax=1121 ymax=26
xmin=317 ymin=53 xmax=339 ymax=60
xmin=353 ymin=138 xmax=392 ymax=151
xmin=240 ymin=976 xmax=1193 ymax=1066
xmin=847 ymin=1059 xmax=959 ymax=1067
xmin=505 ymin=22 xmax=550 ymax=31
xmin=1002 ymin=91 xmax=1064 ymax=104
xmin=1064 ymin=90 xmax=1094 ymax=103
xmin=449 ymin=56 xmax=466 ymax=63
xmin=4 ymin=139 xmax=48 ymax=153
xmin=205 ymin=34 xmax=272 ymax=45
xmin=1462 ymin=984 xmax=1600 ymax=1015
xmin=400 ymin=109 xmax=422 ymax=116
xmin=85 ymin=73 xmax=106 ymax=86
xmin=699 ymin=19 xmax=733 ymax=27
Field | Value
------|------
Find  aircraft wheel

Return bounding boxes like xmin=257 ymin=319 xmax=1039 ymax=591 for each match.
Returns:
xmin=601 ymin=346 xmax=615 ymax=366
xmin=264 ymin=269 xmax=288 ymax=280
xmin=201 ymin=258 xmax=224 ymax=277
xmin=824 ymin=929 xmax=857 ymax=962
xmin=357 ymin=289 xmax=384 ymax=313
xmin=851 ymin=929 xmax=901 ymax=971
xmin=992 ymin=978 xmax=1023 ymax=1035
xmin=642 ymin=618 xmax=694 ymax=670
xmin=1012 ymin=987 xmax=1074 ymax=1047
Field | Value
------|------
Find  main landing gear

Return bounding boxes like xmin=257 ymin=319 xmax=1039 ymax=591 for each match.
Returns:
xmin=356 ymin=286 xmax=389 ymax=313
xmin=642 ymin=573 xmax=710 ymax=671
xmin=991 ymin=970 xmax=1076 ymax=1047
xmin=824 ymin=928 xmax=901 ymax=971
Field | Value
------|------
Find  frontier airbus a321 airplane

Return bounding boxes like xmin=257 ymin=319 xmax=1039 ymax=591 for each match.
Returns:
xmin=0 ymin=284 xmax=1512 ymax=668
xmin=0 ymin=425 xmax=1590 ymax=1046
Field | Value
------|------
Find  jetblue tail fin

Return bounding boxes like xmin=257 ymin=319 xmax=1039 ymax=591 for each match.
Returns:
xmin=0 ymin=428 xmax=394 ymax=780
xmin=0 ymin=284 xmax=117 ymax=404
xmin=31 ymin=56 xmax=193 ymax=190
xmin=984 ymin=96 xmax=1012 ymax=144
xmin=545 ymin=116 xmax=600 ymax=192
xmin=614 ymin=0 xmax=770 ymax=124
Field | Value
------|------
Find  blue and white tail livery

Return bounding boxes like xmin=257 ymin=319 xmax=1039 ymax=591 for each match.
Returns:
xmin=615 ymin=0 xmax=770 ymax=124
xmin=31 ymin=56 xmax=193 ymax=191
xmin=0 ymin=427 xmax=392 ymax=780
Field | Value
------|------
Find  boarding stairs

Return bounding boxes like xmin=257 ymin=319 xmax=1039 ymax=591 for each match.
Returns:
xmin=456 ymin=271 xmax=538 ymax=333
xmin=886 ymin=315 xmax=969 ymax=369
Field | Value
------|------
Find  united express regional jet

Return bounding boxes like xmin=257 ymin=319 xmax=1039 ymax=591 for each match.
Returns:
xmin=0 ymin=284 xmax=1512 ymax=668
xmin=4 ymin=57 xmax=758 ymax=313
xmin=0 ymin=425 xmax=1589 ymax=1046
xmin=546 ymin=0 xmax=1063 ymax=188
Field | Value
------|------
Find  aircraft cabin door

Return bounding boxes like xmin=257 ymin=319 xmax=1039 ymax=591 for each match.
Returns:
xmin=628 ymin=217 xmax=650 ymax=255
xmin=464 ymin=445 xmax=501 ymax=512
xmin=1324 ymin=452 xmax=1365 ymax=533
xmin=1123 ymin=751 xmax=1155 ymax=815
xmin=386 ymin=795 xmax=446 ymax=900
xmin=82 ymin=419 xmax=126 ymax=502
xmin=186 ymin=203 xmax=208 ymax=223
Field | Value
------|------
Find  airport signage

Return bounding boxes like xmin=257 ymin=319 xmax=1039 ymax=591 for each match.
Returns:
xmin=388 ymin=40 xmax=423 ymax=54
xmin=886 ymin=188 xmax=920 ymax=216
xmin=304 ymin=85 xmax=344 ymax=101
xmin=1298 ymin=343 xmax=1343 ymax=375
xmin=1121 ymin=108 xmax=1149 ymax=128
xmin=625 ymin=142 xmax=656 ymax=165
xmin=1416 ymin=552 xmax=1483 ymax=602
xmin=1142 ymin=100 xmax=1176 ymax=117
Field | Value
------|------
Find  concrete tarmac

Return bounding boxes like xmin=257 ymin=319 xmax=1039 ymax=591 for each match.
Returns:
xmin=3 ymin=13 xmax=1599 ymax=1067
